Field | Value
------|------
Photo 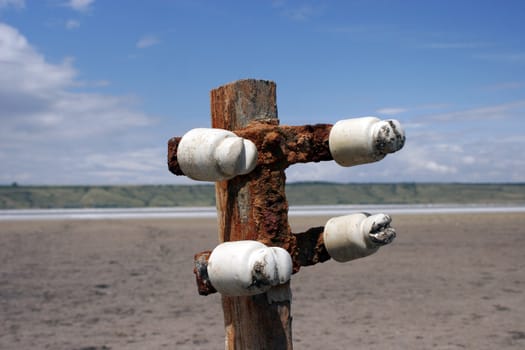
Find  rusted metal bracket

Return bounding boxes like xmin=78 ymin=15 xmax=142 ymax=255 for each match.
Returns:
xmin=168 ymin=121 xmax=335 ymax=291
xmin=192 ymin=227 xmax=330 ymax=296
xmin=168 ymin=121 xmax=333 ymax=176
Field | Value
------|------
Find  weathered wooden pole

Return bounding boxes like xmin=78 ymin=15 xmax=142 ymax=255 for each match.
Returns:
xmin=211 ymin=80 xmax=293 ymax=349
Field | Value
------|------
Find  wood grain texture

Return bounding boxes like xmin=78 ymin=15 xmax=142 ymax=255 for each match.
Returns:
xmin=211 ymin=79 xmax=293 ymax=350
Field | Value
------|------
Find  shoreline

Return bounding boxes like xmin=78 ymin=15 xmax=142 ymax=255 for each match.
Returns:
xmin=1 ymin=203 xmax=525 ymax=221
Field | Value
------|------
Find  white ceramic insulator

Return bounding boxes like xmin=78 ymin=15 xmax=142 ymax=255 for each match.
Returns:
xmin=329 ymin=116 xmax=405 ymax=167
xmin=207 ymin=240 xmax=293 ymax=296
xmin=323 ymin=213 xmax=393 ymax=262
xmin=177 ymin=128 xmax=258 ymax=181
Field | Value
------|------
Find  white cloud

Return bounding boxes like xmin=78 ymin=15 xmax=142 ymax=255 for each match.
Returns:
xmin=65 ymin=19 xmax=80 ymax=29
xmin=425 ymin=100 xmax=525 ymax=122
xmin=371 ymin=101 xmax=524 ymax=181
xmin=0 ymin=23 xmax=76 ymax=93
xmin=77 ymin=148 xmax=181 ymax=184
xmin=66 ymin=0 xmax=94 ymax=12
xmin=0 ymin=0 xmax=24 ymax=9
xmin=462 ymin=156 xmax=475 ymax=165
xmin=421 ymin=160 xmax=457 ymax=174
xmin=375 ymin=103 xmax=450 ymax=118
xmin=0 ymin=22 xmax=165 ymax=185
xmin=376 ymin=107 xmax=407 ymax=116
xmin=392 ymin=142 xmax=458 ymax=179
xmin=136 ymin=35 xmax=160 ymax=49
xmin=286 ymin=162 xmax=345 ymax=183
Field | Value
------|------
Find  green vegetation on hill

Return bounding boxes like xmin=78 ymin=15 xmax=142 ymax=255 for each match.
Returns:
xmin=0 ymin=185 xmax=215 ymax=209
xmin=286 ymin=182 xmax=525 ymax=205
xmin=0 ymin=183 xmax=524 ymax=209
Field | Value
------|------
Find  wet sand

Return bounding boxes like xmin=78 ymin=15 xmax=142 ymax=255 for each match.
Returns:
xmin=1 ymin=213 xmax=524 ymax=349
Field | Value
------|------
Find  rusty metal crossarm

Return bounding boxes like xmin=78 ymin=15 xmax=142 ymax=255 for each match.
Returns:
xmin=167 ymin=122 xmax=334 ymax=177
xmin=193 ymin=212 xmax=397 ymax=296
xmin=234 ymin=122 xmax=333 ymax=167
xmin=193 ymin=226 xmax=331 ymax=296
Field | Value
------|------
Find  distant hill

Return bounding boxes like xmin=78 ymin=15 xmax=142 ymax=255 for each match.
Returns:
xmin=286 ymin=182 xmax=525 ymax=205
xmin=0 ymin=183 xmax=524 ymax=209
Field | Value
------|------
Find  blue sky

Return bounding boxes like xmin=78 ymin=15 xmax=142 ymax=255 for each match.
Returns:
xmin=0 ymin=0 xmax=524 ymax=185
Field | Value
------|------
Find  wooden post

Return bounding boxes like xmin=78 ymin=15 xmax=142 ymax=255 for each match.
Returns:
xmin=211 ymin=79 xmax=293 ymax=350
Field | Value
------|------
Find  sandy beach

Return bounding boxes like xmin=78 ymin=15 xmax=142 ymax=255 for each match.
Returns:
xmin=1 ymin=213 xmax=524 ymax=349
